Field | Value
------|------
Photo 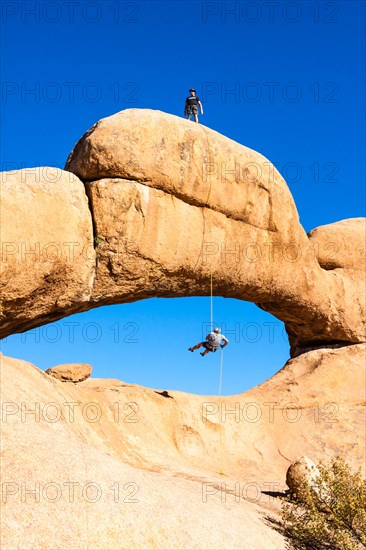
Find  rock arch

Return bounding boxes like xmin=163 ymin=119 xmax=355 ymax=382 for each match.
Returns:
xmin=1 ymin=109 xmax=365 ymax=356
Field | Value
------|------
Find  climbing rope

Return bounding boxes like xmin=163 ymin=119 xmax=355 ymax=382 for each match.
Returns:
xmin=218 ymin=347 xmax=224 ymax=475
xmin=201 ymin=123 xmax=214 ymax=332
xmin=200 ymin=123 xmax=226 ymax=476
xmin=210 ymin=271 xmax=213 ymax=329
xmin=209 ymin=263 xmax=225 ymax=474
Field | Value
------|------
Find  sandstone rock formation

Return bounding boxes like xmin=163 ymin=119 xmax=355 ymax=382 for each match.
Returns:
xmin=45 ymin=363 xmax=92 ymax=382
xmin=0 ymin=168 xmax=95 ymax=338
xmin=1 ymin=108 xmax=365 ymax=549
xmin=1 ymin=342 xmax=365 ymax=549
xmin=1 ymin=110 xmax=365 ymax=356
xmin=65 ymin=109 xmax=303 ymax=241
xmin=65 ymin=110 xmax=366 ymax=356
xmin=308 ymin=217 xmax=366 ymax=270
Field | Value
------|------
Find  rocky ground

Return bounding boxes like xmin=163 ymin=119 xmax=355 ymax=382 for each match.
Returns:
xmin=1 ymin=342 xmax=365 ymax=549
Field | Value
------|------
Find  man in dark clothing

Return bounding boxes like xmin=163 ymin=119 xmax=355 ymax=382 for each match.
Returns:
xmin=184 ymin=88 xmax=204 ymax=123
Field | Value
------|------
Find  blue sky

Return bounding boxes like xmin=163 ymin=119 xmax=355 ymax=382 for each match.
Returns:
xmin=1 ymin=0 xmax=365 ymax=395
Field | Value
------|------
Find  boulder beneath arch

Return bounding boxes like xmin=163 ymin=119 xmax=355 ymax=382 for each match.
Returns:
xmin=45 ymin=363 xmax=92 ymax=383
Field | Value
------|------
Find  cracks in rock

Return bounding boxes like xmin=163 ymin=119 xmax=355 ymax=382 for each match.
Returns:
xmin=83 ymin=182 xmax=99 ymax=253
xmin=133 ymin=188 xmax=146 ymax=225
xmin=155 ymin=390 xmax=174 ymax=399
xmin=253 ymin=443 xmax=264 ymax=461
xmin=290 ymin=341 xmax=363 ymax=359
xmin=82 ymin=174 xmax=277 ymax=232
xmin=81 ymin=181 xmax=99 ymax=303
xmin=105 ymin=256 xmax=119 ymax=281
xmin=266 ymin=187 xmax=277 ymax=232
xmin=277 ymin=448 xmax=292 ymax=462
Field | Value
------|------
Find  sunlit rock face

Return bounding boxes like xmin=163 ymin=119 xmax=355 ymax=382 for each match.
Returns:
xmin=0 ymin=167 xmax=95 ymax=338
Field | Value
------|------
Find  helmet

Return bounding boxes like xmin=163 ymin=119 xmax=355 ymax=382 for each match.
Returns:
xmin=214 ymin=327 xmax=221 ymax=333
xmin=189 ymin=88 xmax=196 ymax=93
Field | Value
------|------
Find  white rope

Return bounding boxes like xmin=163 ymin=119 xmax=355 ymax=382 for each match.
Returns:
xmin=218 ymin=348 xmax=224 ymax=474
xmin=210 ymin=271 xmax=213 ymax=329
xmin=202 ymin=124 xmax=225 ymax=475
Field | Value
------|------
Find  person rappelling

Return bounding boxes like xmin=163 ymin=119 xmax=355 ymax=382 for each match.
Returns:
xmin=184 ymin=88 xmax=204 ymax=123
xmin=188 ymin=327 xmax=229 ymax=357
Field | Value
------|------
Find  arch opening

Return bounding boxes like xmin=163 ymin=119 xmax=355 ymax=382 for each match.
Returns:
xmin=1 ymin=297 xmax=289 ymax=396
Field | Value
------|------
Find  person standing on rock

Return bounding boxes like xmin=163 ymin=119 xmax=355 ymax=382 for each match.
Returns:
xmin=184 ymin=88 xmax=203 ymax=123
xmin=188 ymin=327 xmax=228 ymax=356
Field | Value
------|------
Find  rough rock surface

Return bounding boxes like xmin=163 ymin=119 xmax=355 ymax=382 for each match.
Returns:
xmin=286 ymin=456 xmax=319 ymax=501
xmin=45 ymin=363 xmax=92 ymax=382
xmin=65 ymin=109 xmax=304 ymax=241
xmin=308 ymin=218 xmax=366 ymax=270
xmin=84 ymin=176 xmax=366 ymax=356
xmin=0 ymin=168 xmax=95 ymax=338
xmin=65 ymin=109 xmax=365 ymax=353
xmin=1 ymin=343 xmax=365 ymax=549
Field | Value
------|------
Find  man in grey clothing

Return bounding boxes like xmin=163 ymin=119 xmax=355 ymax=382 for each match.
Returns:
xmin=188 ymin=327 xmax=229 ymax=357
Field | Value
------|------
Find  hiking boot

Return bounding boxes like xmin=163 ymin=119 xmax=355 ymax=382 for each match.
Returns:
xmin=188 ymin=348 xmax=194 ymax=352
xmin=200 ymin=352 xmax=205 ymax=356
